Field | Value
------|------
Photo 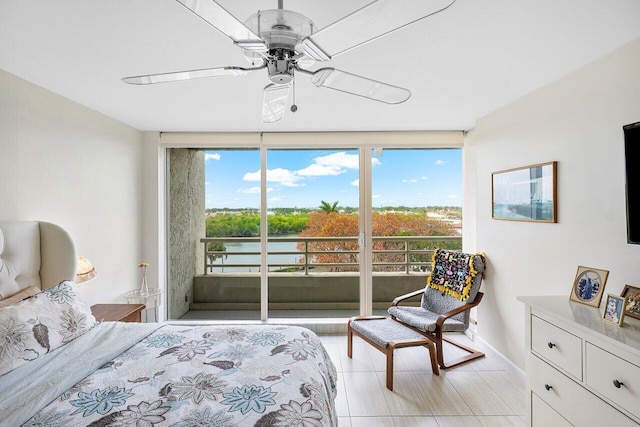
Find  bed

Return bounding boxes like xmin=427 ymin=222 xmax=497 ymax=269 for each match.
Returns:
xmin=0 ymin=221 xmax=338 ymax=426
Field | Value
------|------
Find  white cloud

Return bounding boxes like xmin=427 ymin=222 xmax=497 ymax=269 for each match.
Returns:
xmin=238 ymin=186 xmax=273 ymax=194
xmin=297 ymin=163 xmax=344 ymax=177
xmin=298 ymin=152 xmax=381 ymax=177
xmin=402 ymin=178 xmax=417 ymax=183
xmin=373 ymin=194 xmax=381 ymax=199
xmin=240 ymin=152 xmax=380 ymax=190
xmin=243 ymin=168 xmax=303 ymax=187
xmin=351 ymin=179 xmax=359 ymax=187
xmin=448 ymin=194 xmax=459 ymax=199
xmin=421 ymin=176 xmax=428 ymax=180
xmin=435 ymin=160 xmax=447 ymax=165
xmin=205 ymin=153 xmax=221 ymax=162
xmin=315 ymin=152 xmax=359 ymax=169
xmin=269 ymin=196 xmax=282 ymax=202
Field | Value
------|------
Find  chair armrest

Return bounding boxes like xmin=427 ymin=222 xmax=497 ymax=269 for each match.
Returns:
xmin=436 ymin=292 xmax=484 ymax=328
xmin=391 ymin=289 xmax=425 ymax=307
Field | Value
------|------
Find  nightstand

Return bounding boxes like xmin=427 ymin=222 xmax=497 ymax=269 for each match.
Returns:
xmin=91 ymin=304 xmax=145 ymax=323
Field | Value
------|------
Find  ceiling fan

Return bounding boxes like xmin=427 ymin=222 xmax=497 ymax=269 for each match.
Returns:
xmin=122 ymin=0 xmax=456 ymax=123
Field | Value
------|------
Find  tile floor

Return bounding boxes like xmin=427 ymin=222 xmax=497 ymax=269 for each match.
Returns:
xmin=319 ymin=333 xmax=526 ymax=427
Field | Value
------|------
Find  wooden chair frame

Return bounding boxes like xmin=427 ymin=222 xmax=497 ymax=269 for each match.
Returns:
xmin=347 ymin=316 xmax=439 ymax=391
xmin=390 ymin=289 xmax=485 ymax=369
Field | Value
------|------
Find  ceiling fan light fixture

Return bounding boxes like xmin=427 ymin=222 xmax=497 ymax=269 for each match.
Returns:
xmin=262 ymin=83 xmax=291 ymax=123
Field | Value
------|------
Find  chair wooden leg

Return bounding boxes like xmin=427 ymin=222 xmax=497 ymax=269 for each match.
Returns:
xmin=439 ymin=335 xmax=485 ymax=369
xmin=385 ymin=346 xmax=394 ymax=391
xmin=424 ymin=342 xmax=440 ymax=376
xmin=347 ymin=322 xmax=353 ymax=358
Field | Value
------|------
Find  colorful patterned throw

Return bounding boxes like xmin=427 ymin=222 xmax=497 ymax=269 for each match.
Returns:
xmin=427 ymin=249 xmax=485 ymax=301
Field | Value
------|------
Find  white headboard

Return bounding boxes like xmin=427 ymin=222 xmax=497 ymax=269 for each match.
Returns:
xmin=0 ymin=221 xmax=77 ymax=298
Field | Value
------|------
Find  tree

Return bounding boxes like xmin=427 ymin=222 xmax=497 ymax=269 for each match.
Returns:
xmin=298 ymin=212 xmax=459 ymax=272
xmin=206 ymin=241 xmax=227 ymax=272
xmin=319 ymin=200 xmax=339 ymax=213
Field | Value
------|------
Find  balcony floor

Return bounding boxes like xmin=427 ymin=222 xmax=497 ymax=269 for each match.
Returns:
xmin=178 ymin=309 xmax=390 ymax=321
xmin=177 ymin=309 xmax=391 ymax=335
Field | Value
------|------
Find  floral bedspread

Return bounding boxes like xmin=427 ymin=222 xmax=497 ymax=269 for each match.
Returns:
xmin=23 ymin=324 xmax=338 ymax=427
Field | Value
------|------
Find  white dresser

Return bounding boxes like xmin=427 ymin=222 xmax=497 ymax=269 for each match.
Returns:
xmin=519 ymin=296 xmax=640 ymax=426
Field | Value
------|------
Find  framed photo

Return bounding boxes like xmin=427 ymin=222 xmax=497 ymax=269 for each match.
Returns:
xmin=569 ymin=266 xmax=609 ymax=307
xmin=492 ymin=161 xmax=557 ymax=222
xmin=621 ymin=285 xmax=640 ymax=320
xmin=602 ymin=294 xmax=626 ymax=326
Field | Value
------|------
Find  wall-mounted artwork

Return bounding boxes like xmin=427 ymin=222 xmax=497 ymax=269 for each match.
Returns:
xmin=492 ymin=161 xmax=557 ymax=222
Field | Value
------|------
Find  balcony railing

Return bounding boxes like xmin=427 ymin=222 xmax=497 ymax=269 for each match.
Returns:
xmin=201 ymin=236 xmax=462 ymax=274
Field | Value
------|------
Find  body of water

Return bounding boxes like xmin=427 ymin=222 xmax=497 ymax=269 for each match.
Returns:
xmin=208 ymin=235 xmax=301 ymax=272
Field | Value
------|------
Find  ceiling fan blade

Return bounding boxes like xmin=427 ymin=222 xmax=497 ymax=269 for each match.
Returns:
xmin=122 ymin=66 xmax=258 ymax=85
xmin=262 ymin=84 xmax=291 ymax=123
xmin=175 ymin=0 xmax=267 ymax=51
xmin=309 ymin=68 xmax=410 ymax=104
xmin=301 ymin=0 xmax=456 ymax=61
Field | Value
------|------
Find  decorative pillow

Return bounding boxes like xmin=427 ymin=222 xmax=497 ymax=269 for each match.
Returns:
xmin=0 ymin=280 xmax=96 ymax=376
xmin=0 ymin=286 xmax=40 ymax=308
xmin=427 ymin=249 xmax=486 ymax=301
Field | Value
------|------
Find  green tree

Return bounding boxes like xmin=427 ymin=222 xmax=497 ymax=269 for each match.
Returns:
xmin=319 ymin=200 xmax=339 ymax=213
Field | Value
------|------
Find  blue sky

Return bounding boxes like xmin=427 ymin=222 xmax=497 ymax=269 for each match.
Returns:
xmin=205 ymin=148 xmax=461 ymax=209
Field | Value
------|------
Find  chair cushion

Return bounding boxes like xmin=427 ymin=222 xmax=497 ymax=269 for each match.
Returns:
xmin=388 ymin=306 xmax=467 ymax=333
xmin=349 ymin=318 xmax=428 ymax=348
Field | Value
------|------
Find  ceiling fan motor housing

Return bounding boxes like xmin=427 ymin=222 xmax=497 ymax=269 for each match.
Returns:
xmin=243 ymin=9 xmax=315 ymax=84
xmin=267 ymin=51 xmax=294 ymax=84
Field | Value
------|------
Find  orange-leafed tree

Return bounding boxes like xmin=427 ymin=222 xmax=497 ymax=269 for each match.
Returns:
xmin=298 ymin=211 xmax=458 ymax=272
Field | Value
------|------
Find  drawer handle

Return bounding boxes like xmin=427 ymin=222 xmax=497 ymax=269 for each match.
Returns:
xmin=547 ymin=342 xmax=556 ymax=349
xmin=613 ymin=379 xmax=624 ymax=389
xmin=544 ymin=384 xmax=553 ymax=391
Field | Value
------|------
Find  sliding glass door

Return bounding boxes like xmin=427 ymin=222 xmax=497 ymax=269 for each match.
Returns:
xmin=266 ymin=149 xmax=361 ymax=319
xmin=370 ymin=148 xmax=463 ymax=314
xmin=163 ymin=132 xmax=463 ymax=321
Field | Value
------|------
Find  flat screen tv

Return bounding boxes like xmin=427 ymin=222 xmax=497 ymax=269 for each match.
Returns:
xmin=624 ymin=121 xmax=640 ymax=244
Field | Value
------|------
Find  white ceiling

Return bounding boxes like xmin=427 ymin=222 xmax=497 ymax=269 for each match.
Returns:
xmin=1 ymin=0 xmax=639 ymax=132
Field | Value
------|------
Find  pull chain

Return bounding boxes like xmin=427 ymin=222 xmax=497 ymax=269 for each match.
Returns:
xmin=291 ymin=79 xmax=298 ymax=112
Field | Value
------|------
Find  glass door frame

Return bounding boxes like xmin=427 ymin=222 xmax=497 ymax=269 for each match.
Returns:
xmin=160 ymin=131 xmax=463 ymax=321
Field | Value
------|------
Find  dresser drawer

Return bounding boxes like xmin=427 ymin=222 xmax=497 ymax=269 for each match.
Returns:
xmin=586 ymin=342 xmax=640 ymax=420
xmin=531 ymin=315 xmax=582 ymax=380
xmin=531 ymin=393 xmax=572 ymax=427
xmin=530 ymin=355 xmax=638 ymax=426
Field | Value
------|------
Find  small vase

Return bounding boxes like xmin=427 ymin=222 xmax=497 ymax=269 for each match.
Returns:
xmin=139 ymin=262 xmax=149 ymax=295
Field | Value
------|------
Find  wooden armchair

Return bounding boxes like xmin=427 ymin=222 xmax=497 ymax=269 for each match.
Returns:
xmin=388 ymin=249 xmax=486 ymax=369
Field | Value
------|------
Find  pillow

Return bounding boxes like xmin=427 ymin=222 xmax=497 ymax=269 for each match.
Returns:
xmin=0 ymin=280 xmax=96 ymax=376
xmin=0 ymin=286 xmax=40 ymax=309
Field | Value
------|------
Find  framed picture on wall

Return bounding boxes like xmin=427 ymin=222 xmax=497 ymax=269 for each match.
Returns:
xmin=602 ymin=294 xmax=626 ymax=326
xmin=492 ymin=161 xmax=557 ymax=222
xmin=569 ymin=266 xmax=609 ymax=307
xmin=621 ymin=285 xmax=640 ymax=320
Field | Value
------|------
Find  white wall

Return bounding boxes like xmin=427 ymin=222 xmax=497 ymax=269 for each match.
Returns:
xmin=0 ymin=69 xmax=143 ymax=306
xmin=468 ymin=37 xmax=640 ymax=369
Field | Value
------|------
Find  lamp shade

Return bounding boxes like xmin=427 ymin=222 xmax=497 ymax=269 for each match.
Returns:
xmin=76 ymin=256 xmax=97 ymax=284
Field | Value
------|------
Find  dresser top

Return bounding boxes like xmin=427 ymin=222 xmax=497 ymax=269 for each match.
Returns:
xmin=518 ymin=295 xmax=640 ymax=353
